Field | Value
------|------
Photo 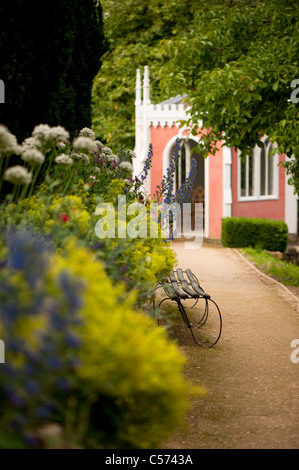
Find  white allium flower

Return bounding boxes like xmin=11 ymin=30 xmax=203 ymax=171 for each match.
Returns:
xmin=55 ymin=153 xmax=73 ymax=165
xmin=73 ymin=136 xmax=98 ymax=153
xmin=101 ymin=146 xmax=113 ymax=156
xmin=95 ymin=140 xmax=103 ymax=150
xmin=21 ymin=148 xmax=45 ymax=165
xmin=93 ymin=167 xmax=101 ymax=175
xmin=71 ymin=152 xmax=82 ymax=160
xmin=79 ymin=127 xmax=96 ymax=140
xmin=21 ymin=136 xmax=40 ymax=150
xmin=32 ymin=124 xmax=51 ymax=138
xmin=4 ymin=165 xmax=33 ymax=185
xmin=79 ymin=153 xmax=90 ymax=164
xmin=0 ymin=125 xmax=21 ymax=156
xmin=32 ymin=124 xmax=69 ymax=147
xmin=57 ymin=142 xmax=66 ymax=149
xmin=119 ymin=161 xmax=133 ymax=172
xmin=71 ymin=152 xmax=90 ymax=164
xmin=107 ymin=154 xmax=119 ymax=163
xmin=48 ymin=126 xmax=69 ymax=144
xmin=20 ymin=137 xmax=44 ymax=163
xmin=127 ymin=149 xmax=137 ymax=159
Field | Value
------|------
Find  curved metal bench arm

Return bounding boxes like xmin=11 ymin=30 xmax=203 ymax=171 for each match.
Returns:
xmin=154 ymin=269 xmax=222 ymax=348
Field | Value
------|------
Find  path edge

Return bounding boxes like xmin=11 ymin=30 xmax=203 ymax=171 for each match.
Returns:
xmin=232 ymin=248 xmax=299 ymax=309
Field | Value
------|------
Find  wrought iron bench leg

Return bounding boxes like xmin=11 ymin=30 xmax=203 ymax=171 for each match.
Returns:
xmin=186 ymin=298 xmax=222 ymax=348
xmin=175 ymin=297 xmax=222 ymax=348
xmin=153 ymin=275 xmax=222 ymax=348
xmin=176 ymin=298 xmax=191 ymax=328
xmin=154 ymin=297 xmax=173 ymax=325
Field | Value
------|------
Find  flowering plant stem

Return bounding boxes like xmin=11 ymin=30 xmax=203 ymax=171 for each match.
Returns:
xmin=0 ymin=156 xmax=9 ymax=195
xmin=26 ymin=165 xmax=42 ymax=200
xmin=63 ymin=166 xmax=76 ymax=195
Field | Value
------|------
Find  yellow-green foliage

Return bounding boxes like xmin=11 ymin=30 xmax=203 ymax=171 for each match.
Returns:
xmin=3 ymin=187 xmax=177 ymax=301
xmin=52 ymin=240 xmax=189 ymax=448
xmin=3 ymin=192 xmax=91 ymax=237
xmin=106 ymin=178 xmax=126 ymax=204
xmin=0 ymin=234 xmax=198 ymax=449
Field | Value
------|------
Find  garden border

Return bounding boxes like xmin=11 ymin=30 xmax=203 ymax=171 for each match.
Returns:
xmin=233 ymin=248 xmax=299 ymax=309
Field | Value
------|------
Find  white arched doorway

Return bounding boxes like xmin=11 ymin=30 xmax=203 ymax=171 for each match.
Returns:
xmin=163 ymin=135 xmax=209 ymax=238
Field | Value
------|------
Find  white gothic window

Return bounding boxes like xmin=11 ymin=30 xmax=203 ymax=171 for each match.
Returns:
xmin=260 ymin=138 xmax=275 ymax=196
xmin=240 ymin=153 xmax=254 ymax=198
xmin=239 ymin=138 xmax=278 ymax=200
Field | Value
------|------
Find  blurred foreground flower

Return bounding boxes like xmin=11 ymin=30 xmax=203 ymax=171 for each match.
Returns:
xmin=0 ymin=229 xmax=83 ymax=448
xmin=0 ymin=125 xmax=21 ymax=156
xmin=119 ymin=161 xmax=133 ymax=172
xmin=21 ymin=149 xmax=45 ymax=165
xmin=79 ymin=127 xmax=96 ymax=140
xmin=0 ymin=229 xmax=195 ymax=449
xmin=4 ymin=166 xmax=33 ymax=185
xmin=55 ymin=154 xmax=73 ymax=165
xmin=32 ymin=124 xmax=69 ymax=149
xmin=73 ymin=136 xmax=98 ymax=153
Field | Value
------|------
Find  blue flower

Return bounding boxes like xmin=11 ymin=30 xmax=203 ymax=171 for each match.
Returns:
xmin=0 ymin=302 xmax=20 ymax=324
xmin=140 ymin=144 xmax=153 ymax=182
xmin=48 ymin=356 xmax=62 ymax=370
xmin=9 ymin=393 xmax=26 ymax=408
xmin=66 ymin=334 xmax=81 ymax=349
xmin=6 ymin=229 xmax=50 ymax=287
xmin=58 ymin=272 xmax=83 ymax=311
xmin=35 ymin=403 xmax=55 ymax=420
xmin=23 ymin=434 xmax=39 ymax=447
xmin=9 ymin=415 xmax=29 ymax=431
xmin=175 ymin=157 xmax=197 ymax=206
xmin=56 ymin=377 xmax=72 ymax=391
xmin=24 ymin=380 xmax=40 ymax=395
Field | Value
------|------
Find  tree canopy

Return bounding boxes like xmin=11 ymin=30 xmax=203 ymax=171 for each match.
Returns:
xmin=94 ymin=0 xmax=299 ymax=191
xmin=158 ymin=0 xmax=299 ymax=184
xmin=92 ymin=0 xmax=213 ymax=151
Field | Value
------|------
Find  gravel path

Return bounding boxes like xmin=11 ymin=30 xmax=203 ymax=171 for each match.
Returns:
xmin=161 ymin=242 xmax=299 ymax=449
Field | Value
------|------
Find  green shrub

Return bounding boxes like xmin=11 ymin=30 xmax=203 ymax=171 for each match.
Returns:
xmin=221 ymin=217 xmax=288 ymax=252
xmin=0 ymin=230 xmax=197 ymax=449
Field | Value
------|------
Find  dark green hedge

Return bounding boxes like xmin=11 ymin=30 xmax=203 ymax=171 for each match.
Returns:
xmin=221 ymin=217 xmax=288 ymax=252
xmin=0 ymin=0 xmax=108 ymax=142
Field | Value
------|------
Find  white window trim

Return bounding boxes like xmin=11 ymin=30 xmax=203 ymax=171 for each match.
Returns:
xmin=237 ymin=138 xmax=279 ymax=202
xmin=222 ymin=146 xmax=232 ymax=218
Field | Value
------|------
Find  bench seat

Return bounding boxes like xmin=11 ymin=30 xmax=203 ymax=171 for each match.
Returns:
xmin=154 ymin=269 xmax=222 ymax=348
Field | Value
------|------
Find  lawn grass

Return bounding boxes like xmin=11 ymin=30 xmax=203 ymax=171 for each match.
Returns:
xmin=241 ymin=247 xmax=299 ymax=288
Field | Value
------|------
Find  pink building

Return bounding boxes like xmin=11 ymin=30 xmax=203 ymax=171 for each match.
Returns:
xmin=133 ymin=67 xmax=298 ymax=240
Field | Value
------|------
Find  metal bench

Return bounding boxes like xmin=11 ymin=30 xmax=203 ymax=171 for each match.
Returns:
xmin=154 ymin=269 xmax=222 ymax=347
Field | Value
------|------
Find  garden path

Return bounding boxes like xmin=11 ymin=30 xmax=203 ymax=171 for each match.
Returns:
xmin=161 ymin=242 xmax=299 ymax=449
